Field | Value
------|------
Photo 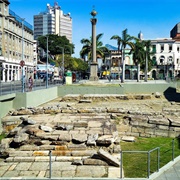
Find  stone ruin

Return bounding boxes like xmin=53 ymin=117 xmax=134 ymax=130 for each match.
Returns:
xmin=0 ymin=105 xmax=121 ymax=169
xmin=0 ymin=94 xmax=180 ymax=178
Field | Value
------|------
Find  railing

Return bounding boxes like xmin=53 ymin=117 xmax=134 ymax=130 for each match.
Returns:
xmin=121 ymin=147 xmax=160 ymax=179
xmin=120 ymin=139 xmax=177 ymax=179
xmin=0 ymin=79 xmax=63 ymax=96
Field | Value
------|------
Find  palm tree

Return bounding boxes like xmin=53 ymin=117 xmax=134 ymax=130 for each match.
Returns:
xmin=131 ymin=40 xmax=155 ymax=82
xmin=131 ymin=40 xmax=145 ymax=82
xmin=111 ymin=29 xmax=137 ymax=83
xmin=142 ymin=40 xmax=155 ymax=82
xmin=80 ymin=33 xmax=109 ymax=61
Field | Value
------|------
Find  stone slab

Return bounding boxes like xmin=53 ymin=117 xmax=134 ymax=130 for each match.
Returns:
xmin=121 ymin=136 xmax=135 ymax=142
xmin=98 ymin=149 xmax=120 ymax=167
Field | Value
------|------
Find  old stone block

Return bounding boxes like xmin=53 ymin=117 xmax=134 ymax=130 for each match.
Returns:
xmin=98 ymin=148 xmax=120 ymax=167
xmin=73 ymin=121 xmax=88 ymax=128
xmin=68 ymin=144 xmax=87 ymax=150
xmin=121 ymin=136 xmax=135 ymax=142
xmin=88 ymin=121 xmax=103 ymax=128
xmin=96 ymin=135 xmax=114 ymax=145
xmin=51 ymin=150 xmax=71 ymax=156
xmin=35 ymin=156 xmax=55 ymax=162
xmin=71 ymin=150 xmax=96 ymax=156
xmin=55 ymin=156 xmax=82 ymax=162
xmin=14 ymin=156 xmax=35 ymax=162
xmin=87 ymin=128 xmax=104 ymax=135
xmin=9 ymin=150 xmax=33 ymax=157
xmin=148 ymin=117 xmax=170 ymax=126
xmin=33 ymin=151 xmax=49 ymax=156
xmin=55 ymin=145 xmax=67 ymax=151
xmin=168 ymin=117 xmax=180 ymax=127
xmin=71 ymin=133 xmax=88 ymax=143
xmin=75 ymin=165 xmax=107 ymax=178
xmin=131 ymin=127 xmax=145 ymax=134
xmin=83 ymin=158 xmax=108 ymax=166
xmin=144 ymin=128 xmax=155 ymax=135
xmin=154 ymin=129 xmax=169 ymax=137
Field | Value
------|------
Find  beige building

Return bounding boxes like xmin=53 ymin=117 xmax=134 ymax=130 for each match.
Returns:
xmin=0 ymin=0 xmax=34 ymax=82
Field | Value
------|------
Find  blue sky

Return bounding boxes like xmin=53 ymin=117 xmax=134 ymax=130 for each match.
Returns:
xmin=9 ymin=0 xmax=180 ymax=58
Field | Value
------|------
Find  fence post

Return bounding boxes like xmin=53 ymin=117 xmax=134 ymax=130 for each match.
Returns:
xmin=157 ymin=147 xmax=160 ymax=172
xmin=49 ymin=150 xmax=52 ymax=179
xmin=172 ymin=139 xmax=175 ymax=161
xmin=147 ymin=151 xmax=150 ymax=178
xmin=120 ymin=151 xmax=123 ymax=179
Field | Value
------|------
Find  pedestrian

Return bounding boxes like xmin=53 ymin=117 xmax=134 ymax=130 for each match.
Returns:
xmin=28 ymin=75 xmax=33 ymax=91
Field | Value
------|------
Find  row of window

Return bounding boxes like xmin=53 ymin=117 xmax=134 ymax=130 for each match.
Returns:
xmin=152 ymin=44 xmax=180 ymax=52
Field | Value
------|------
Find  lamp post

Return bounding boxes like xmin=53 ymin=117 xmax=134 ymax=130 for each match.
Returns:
xmin=46 ymin=36 xmax=48 ymax=88
xmin=57 ymin=46 xmax=64 ymax=84
xmin=21 ymin=18 xmax=25 ymax=92
xmin=144 ymin=47 xmax=148 ymax=82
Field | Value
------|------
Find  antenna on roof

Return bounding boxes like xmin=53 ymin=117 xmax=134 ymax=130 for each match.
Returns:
xmin=54 ymin=0 xmax=60 ymax=9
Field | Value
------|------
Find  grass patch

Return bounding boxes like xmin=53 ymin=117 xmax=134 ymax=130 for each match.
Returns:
xmin=0 ymin=133 xmax=7 ymax=142
xmin=120 ymin=137 xmax=180 ymax=178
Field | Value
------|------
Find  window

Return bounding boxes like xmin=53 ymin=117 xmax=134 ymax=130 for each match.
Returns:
xmin=161 ymin=45 xmax=164 ymax=52
xmin=169 ymin=45 xmax=172 ymax=52
xmin=160 ymin=56 xmax=165 ymax=64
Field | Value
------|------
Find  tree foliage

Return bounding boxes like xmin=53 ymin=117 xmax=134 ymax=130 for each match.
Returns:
xmin=80 ymin=33 xmax=109 ymax=61
xmin=37 ymin=34 xmax=88 ymax=72
xmin=54 ymin=54 xmax=88 ymax=72
xmin=110 ymin=29 xmax=137 ymax=82
xmin=38 ymin=34 xmax=74 ymax=56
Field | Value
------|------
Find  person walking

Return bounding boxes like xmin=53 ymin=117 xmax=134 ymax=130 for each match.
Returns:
xmin=28 ymin=75 xmax=33 ymax=91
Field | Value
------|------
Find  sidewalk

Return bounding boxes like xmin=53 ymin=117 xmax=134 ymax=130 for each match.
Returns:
xmin=150 ymin=155 xmax=180 ymax=180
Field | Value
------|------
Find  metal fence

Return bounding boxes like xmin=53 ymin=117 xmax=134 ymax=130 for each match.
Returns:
xmin=0 ymin=79 xmax=63 ymax=96
xmin=120 ymin=139 xmax=177 ymax=179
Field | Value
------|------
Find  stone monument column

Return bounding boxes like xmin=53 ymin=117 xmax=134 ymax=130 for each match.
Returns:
xmin=89 ymin=9 xmax=98 ymax=81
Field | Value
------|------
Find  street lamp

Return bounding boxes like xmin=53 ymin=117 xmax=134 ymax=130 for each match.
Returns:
xmin=56 ymin=46 xmax=64 ymax=84
xmin=144 ymin=47 xmax=148 ymax=82
xmin=46 ymin=36 xmax=48 ymax=88
xmin=21 ymin=18 xmax=25 ymax=93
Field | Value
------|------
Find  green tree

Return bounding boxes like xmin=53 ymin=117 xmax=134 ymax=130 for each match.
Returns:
xmin=131 ymin=40 xmax=145 ymax=82
xmin=111 ymin=29 xmax=137 ymax=83
xmin=54 ymin=54 xmax=88 ymax=73
xmin=80 ymin=33 xmax=109 ymax=61
xmin=131 ymin=40 xmax=155 ymax=82
xmin=38 ymin=34 xmax=74 ymax=58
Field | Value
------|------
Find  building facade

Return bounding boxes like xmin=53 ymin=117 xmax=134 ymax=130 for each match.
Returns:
xmin=0 ymin=0 xmax=34 ymax=82
xmin=33 ymin=2 xmax=72 ymax=42
xmin=103 ymin=45 xmax=134 ymax=80
xmin=151 ymin=38 xmax=180 ymax=80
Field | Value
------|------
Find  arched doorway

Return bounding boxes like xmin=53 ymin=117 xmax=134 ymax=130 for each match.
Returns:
xmin=159 ymin=69 xmax=165 ymax=79
xmin=152 ymin=70 xmax=157 ymax=80
xmin=125 ymin=69 xmax=130 ymax=79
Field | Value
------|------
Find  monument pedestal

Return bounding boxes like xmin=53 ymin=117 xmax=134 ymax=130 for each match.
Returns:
xmin=89 ymin=62 xmax=99 ymax=81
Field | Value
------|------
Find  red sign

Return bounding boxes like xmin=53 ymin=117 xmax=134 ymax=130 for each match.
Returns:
xmin=20 ymin=60 xmax=25 ymax=67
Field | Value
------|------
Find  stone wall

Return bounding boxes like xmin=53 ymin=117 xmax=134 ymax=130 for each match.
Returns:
xmin=2 ymin=95 xmax=180 ymax=138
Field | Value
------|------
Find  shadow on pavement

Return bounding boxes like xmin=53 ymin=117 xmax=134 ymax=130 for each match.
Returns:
xmin=163 ymin=87 xmax=180 ymax=102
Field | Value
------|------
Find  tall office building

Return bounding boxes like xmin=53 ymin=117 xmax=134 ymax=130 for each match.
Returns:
xmin=33 ymin=1 xmax=72 ymax=42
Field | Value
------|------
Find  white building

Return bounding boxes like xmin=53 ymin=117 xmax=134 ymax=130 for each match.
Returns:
xmin=33 ymin=1 xmax=72 ymax=42
xmin=151 ymin=38 xmax=180 ymax=79
xmin=0 ymin=0 xmax=34 ymax=82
